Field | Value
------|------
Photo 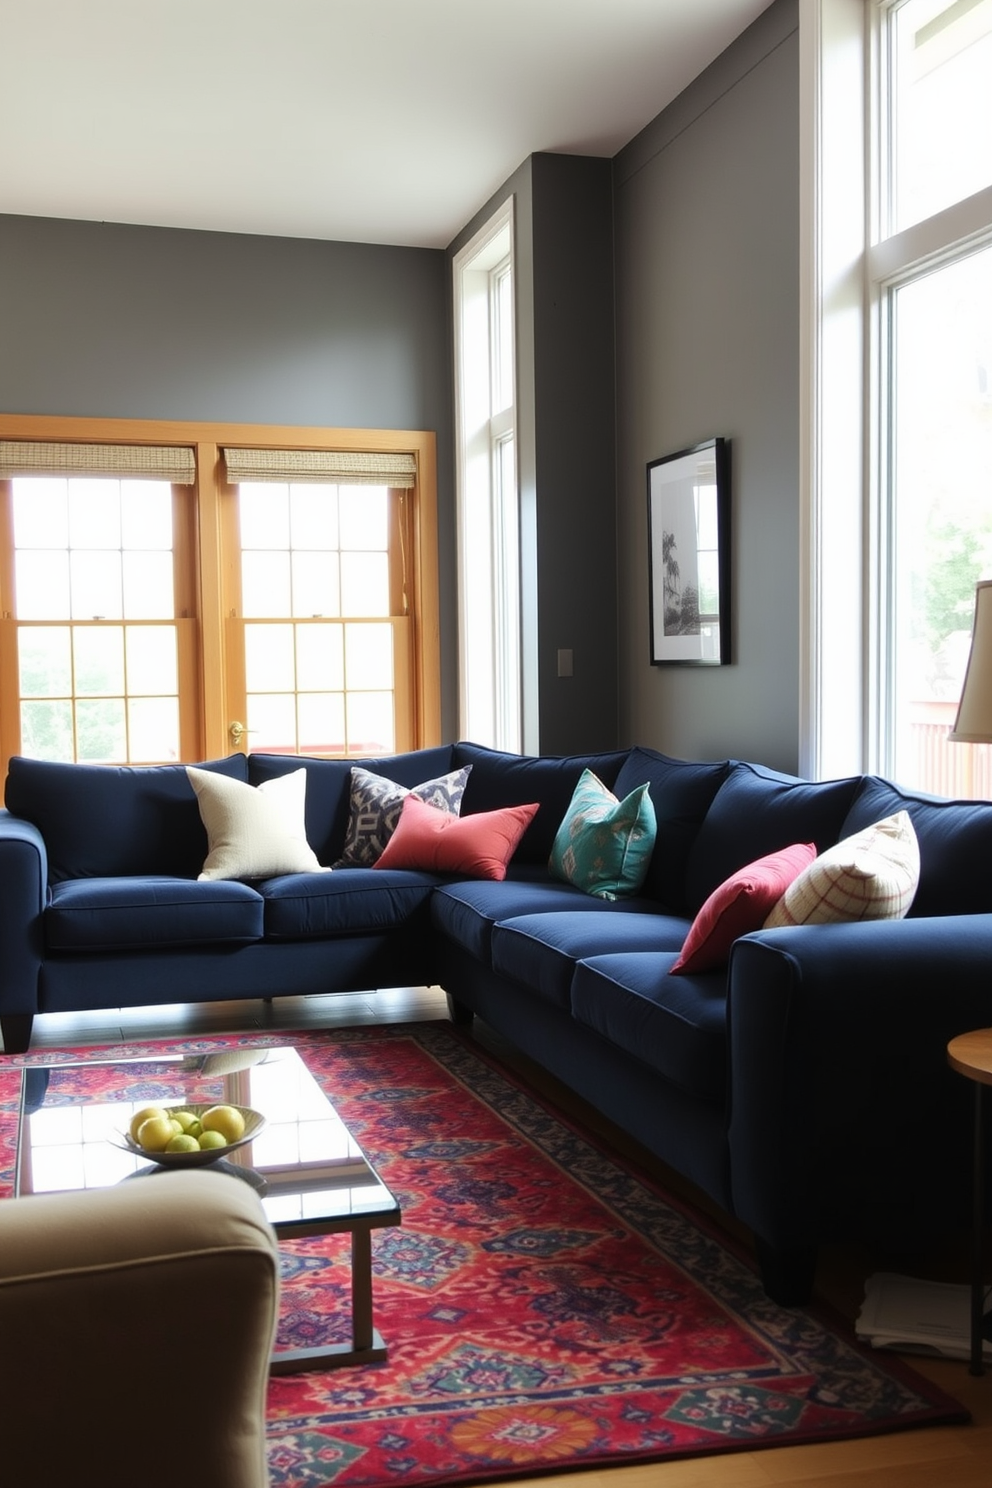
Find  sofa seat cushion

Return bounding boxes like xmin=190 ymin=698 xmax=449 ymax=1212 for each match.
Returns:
xmin=258 ymin=866 xmax=439 ymax=940
xmin=45 ymin=877 xmax=264 ymax=952
xmin=571 ymin=952 xmax=728 ymax=1101
xmin=491 ymin=910 xmax=691 ymax=1010
xmin=431 ymin=872 xmax=657 ymax=962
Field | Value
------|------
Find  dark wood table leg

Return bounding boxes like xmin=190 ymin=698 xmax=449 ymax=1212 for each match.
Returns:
xmin=269 ymin=1226 xmax=387 ymax=1375
xmin=351 ymin=1227 xmax=374 ymax=1352
xmin=971 ymin=1081 xmax=986 ymax=1377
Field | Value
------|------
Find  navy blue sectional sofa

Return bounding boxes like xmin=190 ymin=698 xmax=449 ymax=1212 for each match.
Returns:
xmin=3 ymin=739 xmax=992 ymax=1304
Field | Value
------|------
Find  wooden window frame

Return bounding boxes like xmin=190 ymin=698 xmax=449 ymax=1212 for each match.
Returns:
xmin=0 ymin=414 xmax=441 ymax=772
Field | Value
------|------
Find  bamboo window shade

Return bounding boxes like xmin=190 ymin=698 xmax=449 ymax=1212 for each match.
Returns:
xmin=222 ymin=447 xmax=417 ymax=487
xmin=0 ymin=441 xmax=196 ymax=484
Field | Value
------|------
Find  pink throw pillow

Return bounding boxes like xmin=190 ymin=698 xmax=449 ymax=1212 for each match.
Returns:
xmin=670 ymin=841 xmax=817 ymax=975
xmin=373 ymin=794 xmax=539 ymax=881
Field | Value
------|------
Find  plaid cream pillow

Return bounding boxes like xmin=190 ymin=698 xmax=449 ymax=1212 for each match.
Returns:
xmin=762 ymin=810 xmax=919 ymax=928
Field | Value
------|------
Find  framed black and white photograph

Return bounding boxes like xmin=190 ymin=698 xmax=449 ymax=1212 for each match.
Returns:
xmin=647 ymin=438 xmax=731 ymax=666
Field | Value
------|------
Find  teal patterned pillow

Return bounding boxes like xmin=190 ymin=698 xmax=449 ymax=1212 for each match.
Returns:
xmin=548 ymin=769 xmax=657 ymax=899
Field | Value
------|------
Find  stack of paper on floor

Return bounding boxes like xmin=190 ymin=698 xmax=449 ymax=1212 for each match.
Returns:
xmin=857 ymin=1272 xmax=992 ymax=1361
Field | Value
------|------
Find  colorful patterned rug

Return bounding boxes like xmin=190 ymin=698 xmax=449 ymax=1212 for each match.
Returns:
xmin=0 ymin=1021 xmax=968 ymax=1486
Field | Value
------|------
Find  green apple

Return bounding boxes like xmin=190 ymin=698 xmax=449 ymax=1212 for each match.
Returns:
xmin=165 ymin=1133 xmax=200 ymax=1154
xmin=197 ymin=1129 xmax=228 ymax=1150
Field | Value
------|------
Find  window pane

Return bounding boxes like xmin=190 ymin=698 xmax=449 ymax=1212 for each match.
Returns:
xmin=70 ymin=551 xmax=123 ymax=619
xmin=126 ymin=625 xmax=178 ymax=694
xmin=246 ymin=693 xmax=297 ymax=754
xmin=75 ymin=697 xmax=127 ymax=762
xmin=290 ymin=485 xmax=338 ymax=548
xmin=891 ymin=243 xmax=992 ymax=793
xmin=128 ymin=696 xmax=179 ymax=762
xmin=19 ymin=627 xmax=72 ymax=697
xmin=73 ymin=627 xmax=125 ymax=697
xmin=122 ymin=551 xmax=174 ymax=619
xmin=345 ymin=623 xmax=393 ymax=690
xmin=346 ymin=692 xmax=394 ymax=755
xmin=20 ymin=699 xmax=74 ymax=760
xmin=16 ymin=552 xmax=70 ymax=619
xmin=120 ymin=482 xmax=173 ymax=548
xmin=492 ymin=262 xmax=514 ymax=415
xmin=339 ymin=488 xmax=387 ymax=549
xmin=240 ymin=485 xmax=290 ymax=548
xmin=296 ymin=623 xmax=344 ymax=691
xmin=68 ymin=481 xmax=120 ymax=549
xmin=297 ymin=692 xmax=345 ymax=755
xmin=13 ymin=480 xmax=68 ymax=547
xmin=893 ymin=0 xmax=992 ymax=231
xmin=245 ymin=624 xmax=295 ymax=692
xmin=242 ymin=552 xmax=291 ymax=617
xmin=341 ymin=553 xmax=389 ymax=616
xmin=292 ymin=551 xmax=339 ymax=617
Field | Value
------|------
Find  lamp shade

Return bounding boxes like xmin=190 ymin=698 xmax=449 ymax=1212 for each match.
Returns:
xmin=950 ymin=581 xmax=992 ymax=743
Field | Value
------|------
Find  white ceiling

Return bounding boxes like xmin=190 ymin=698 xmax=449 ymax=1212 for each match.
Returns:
xmin=0 ymin=0 xmax=771 ymax=250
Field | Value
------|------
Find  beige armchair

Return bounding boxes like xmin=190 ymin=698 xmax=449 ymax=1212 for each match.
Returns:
xmin=0 ymin=1169 xmax=280 ymax=1488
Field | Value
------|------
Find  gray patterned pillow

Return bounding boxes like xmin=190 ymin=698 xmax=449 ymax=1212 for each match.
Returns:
xmin=334 ymin=765 xmax=472 ymax=867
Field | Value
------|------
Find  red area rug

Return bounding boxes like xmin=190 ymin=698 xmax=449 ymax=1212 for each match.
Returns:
xmin=0 ymin=1021 xmax=968 ymax=1485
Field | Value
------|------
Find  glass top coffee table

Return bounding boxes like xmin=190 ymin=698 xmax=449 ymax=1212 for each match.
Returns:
xmin=14 ymin=1044 xmax=401 ymax=1374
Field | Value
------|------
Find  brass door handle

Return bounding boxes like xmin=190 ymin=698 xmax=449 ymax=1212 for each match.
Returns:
xmin=229 ymin=721 xmax=247 ymax=745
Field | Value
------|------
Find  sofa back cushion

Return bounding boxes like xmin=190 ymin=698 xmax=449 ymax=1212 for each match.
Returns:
xmin=839 ymin=775 xmax=992 ymax=917
xmin=452 ymin=742 xmax=629 ymax=865
xmin=684 ymin=760 xmax=862 ymax=914
xmin=247 ymin=746 xmax=455 ymax=865
xmin=4 ymin=754 xmax=249 ymax=882
xmin=610 ymin=747 xmax=731 ymax=911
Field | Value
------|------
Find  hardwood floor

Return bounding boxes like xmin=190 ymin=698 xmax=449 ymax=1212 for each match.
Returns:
xmin=19 ymin=986 xmax=992 ymax=1487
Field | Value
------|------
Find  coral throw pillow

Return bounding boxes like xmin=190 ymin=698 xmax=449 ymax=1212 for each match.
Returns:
xmin=670 ymin=841 xmax=817 ymax=974
xmin=334 ymin=764 xmax=472 ymax=867
xmin=373 ymin=795 xmax=539 ymax=880
xmin=763 ymin=811 xmax=920 ymax=928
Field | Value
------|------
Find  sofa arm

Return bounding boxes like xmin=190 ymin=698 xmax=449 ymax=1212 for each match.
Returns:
xmin=727 ymin=915 xmax=992 ymax=1260
xmin=0 ymin=1169 xmax=280 ymax=1488
xmin=0 ymin=810 xmax=47 ymax=1042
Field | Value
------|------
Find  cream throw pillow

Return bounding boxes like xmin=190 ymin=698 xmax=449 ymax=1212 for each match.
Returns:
xmin=762 ymin=810 xmax=919 ymax=928
xmin=187 ymin=766 xmax=327 ymax=881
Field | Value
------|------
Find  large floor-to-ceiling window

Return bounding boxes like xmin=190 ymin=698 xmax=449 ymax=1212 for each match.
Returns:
xmin=452 ymin=200 xmax=522 ymax=752
xmin=806 ymin=0 xmax=992 ymax=794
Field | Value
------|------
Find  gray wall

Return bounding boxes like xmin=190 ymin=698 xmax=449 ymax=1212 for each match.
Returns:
xmin=1 ymin=0 xmax=800 ymax=769
xmin=449 ymin=153 xmax=618 ymax=756
xmin=614 ymin=0 xmax=801 ymax=771
xmin=0 ymin=213 xmax=459 ymax=737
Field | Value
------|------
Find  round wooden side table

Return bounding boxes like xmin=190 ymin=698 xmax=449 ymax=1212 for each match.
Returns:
xmin=947 ymin=1028 xmax=992 ymax=1376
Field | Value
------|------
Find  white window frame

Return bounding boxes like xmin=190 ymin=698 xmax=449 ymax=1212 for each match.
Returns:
xmin=801 ymin=0 xmax=992 ymax=781
xmin=452 ymin=199 xmax=522 ymax=752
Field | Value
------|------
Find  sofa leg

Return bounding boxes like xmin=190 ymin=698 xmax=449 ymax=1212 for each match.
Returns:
xmin=445 ymin=992 xmax=474 ymax=1026
xmin=755 ymin=1238 xmax=816 ymax=1306
xmin=0 ymin=1014 xmax=34 ymax=1055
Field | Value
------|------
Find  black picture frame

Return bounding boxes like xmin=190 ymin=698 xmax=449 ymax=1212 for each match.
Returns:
xmin=647 ymin=438 xmax=731 ymax=666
